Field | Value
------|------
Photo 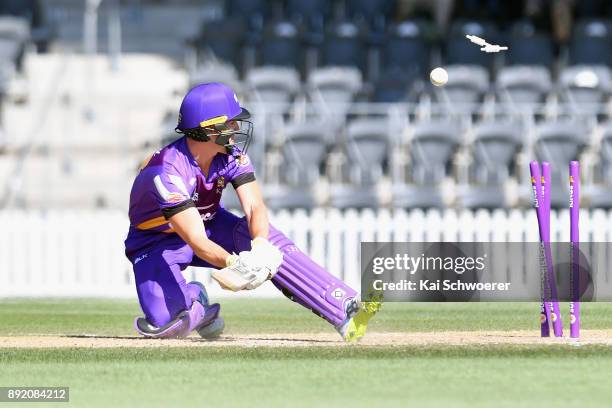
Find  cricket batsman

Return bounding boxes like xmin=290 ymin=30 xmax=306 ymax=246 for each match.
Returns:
xmin=124 ymin=82 xmax=380 ymax=341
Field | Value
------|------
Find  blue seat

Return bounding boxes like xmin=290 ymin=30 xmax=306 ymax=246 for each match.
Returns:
xmin=259 ymin=20 xmax=302 ymax=69
xmin=372 ymin=66 xmax=422 ymax=103
xmin=195 ymin=18 xmax=245 ymax=70
xmin=320 ymin=20 xmax=367 ymax=74
xmin=383 ymin=20 xmax=432 ymax=75
xmin=0 ymin=0 xmax=51 ymax=52
xmin=345 ymin=0 xmax=396 ymax=35
xmin=225 ymin=0 xmax=271 ymax=34
xmin=506 ymin=20 xmax=555 ymax=67
xmin=445 ymin=20 xmax=498 ymax=68
xmin=284 ymin=0 xmax=331 ymax=45
xmin=569 ymin=19 xmax=612 ymax=66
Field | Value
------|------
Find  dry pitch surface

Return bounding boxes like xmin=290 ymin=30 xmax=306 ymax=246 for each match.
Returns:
xmin=3 ymin=301 xmax=612 ymax=407
xmin=2 ymin=330 xmax=612 ymax=348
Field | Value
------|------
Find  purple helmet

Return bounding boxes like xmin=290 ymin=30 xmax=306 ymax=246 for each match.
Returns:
xmin=176 ymin=82 xmax=250 ymax=131
xmin=176 ymin=82 xmax=253 ymax=153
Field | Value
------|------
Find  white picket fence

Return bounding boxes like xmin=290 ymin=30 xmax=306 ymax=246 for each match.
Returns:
xmin=0 ymin=208 xmax=611 ymax=298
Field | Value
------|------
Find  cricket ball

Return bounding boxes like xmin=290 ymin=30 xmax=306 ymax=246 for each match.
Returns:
xmin=430 ymin=67 xmax=448 ymax=87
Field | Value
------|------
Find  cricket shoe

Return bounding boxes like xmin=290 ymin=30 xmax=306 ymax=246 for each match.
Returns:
xmin=336 ymin=293 xmax=383 ymax=342
xmin=190 ymin=281 xmax=225 ymax=339
xmin=195 ymin=303 xmax=225 ymax=339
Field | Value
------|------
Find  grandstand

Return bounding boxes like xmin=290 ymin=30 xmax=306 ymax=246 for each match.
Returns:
xmin=0 ymin=0 xmax=611 ymax=212
xmin=0 ymin=0 xmax=611 ymax=211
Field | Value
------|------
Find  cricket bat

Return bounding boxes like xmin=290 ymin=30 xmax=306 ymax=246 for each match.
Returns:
xmin=211 ymin=267 xmax=252 ymax=292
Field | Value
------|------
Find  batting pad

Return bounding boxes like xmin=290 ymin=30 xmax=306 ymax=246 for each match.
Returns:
xmin=233 ymin=220 xmax=358 ymax=327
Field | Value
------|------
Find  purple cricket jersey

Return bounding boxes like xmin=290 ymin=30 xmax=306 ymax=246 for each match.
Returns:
xmin=124 ymin=136 xmax=255 ymax=260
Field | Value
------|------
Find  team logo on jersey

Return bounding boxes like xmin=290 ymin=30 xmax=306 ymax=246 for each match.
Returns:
xmin=215 ymin=176 xmax=226 ymax=194
xmin=192 ymin=191 xmax=199 ymax=202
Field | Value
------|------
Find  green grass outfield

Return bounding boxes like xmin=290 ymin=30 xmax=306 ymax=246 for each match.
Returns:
xmin=1 ymin=299 xmax=612 ymax=407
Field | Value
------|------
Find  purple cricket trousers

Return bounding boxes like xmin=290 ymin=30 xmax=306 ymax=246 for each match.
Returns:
xmin=131 ymin=209 xmax=357 ymax=329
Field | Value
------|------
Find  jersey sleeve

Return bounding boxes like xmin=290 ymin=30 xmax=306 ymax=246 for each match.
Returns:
xmin=151 ymin=163 xmax=195 ymax=219
xmin=227 ymin=153 xmax=256 ymax=189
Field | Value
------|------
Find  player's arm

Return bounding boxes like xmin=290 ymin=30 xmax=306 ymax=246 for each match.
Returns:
xmin=235 ymin=178 xmax=269 ymax=240
xmin=168 ymin=206 xmax=232 ymax=268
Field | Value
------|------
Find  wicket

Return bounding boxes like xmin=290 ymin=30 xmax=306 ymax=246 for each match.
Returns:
xmin=529 ymin=160 xmax=581 ymax=338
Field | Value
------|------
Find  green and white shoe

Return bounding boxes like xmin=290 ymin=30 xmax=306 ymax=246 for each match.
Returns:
xmin=337 ymin=295 xmax=383 ymax=342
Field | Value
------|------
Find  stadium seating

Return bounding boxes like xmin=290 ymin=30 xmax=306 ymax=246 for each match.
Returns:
xmin=257 ymin=20 xmax=303 ymax=71
xmin=585 ymin=122 xmax=612 ymax=208
xmin=383 ymin=20 xmax=432 ymax=78
xmin=569 ymin=19 xmax=612 ymax=66
xmin=371 ymin=66 xmax=422 ymax=103
xmin=434 ymin=64 xmax=489 ymax=106
xmin=457 ymin=121 xmax=522 ymax=208
xmin=0 ymin=0 xmax=52 ymax=52
xmin=18 ymin=155 xmax=136 ymax=209
xmin=284 ymin=0 xmax=331 ymax=46
xmin=194 ymin=17 xmax=246 ymax=72
xmin=505 ymin=20 xmax=555 ymax=67
xmin=496 ymin=65 xmax=552 ymax=106
xmin=559 ymin=65 xmax=612 ymax=111
xmin=246 ymin=66 xmax=300 ymax=112
xmin=3 ymin=1 xmax=612 ymax=211
xmin=264 ymin=122 xmax=328 ymax=209
xmin=319 ymin=20 xmax=367 ymax=75
xmin=189 ymin=62 xmax=241 ymax=91
xmin=329 ymin=118 xmax=389 ymax=208
xmin=224 ymin=0 xmax=271 ymax=36
xmin=445 ymin=20 xmax=498 ymax=68
xmin=307 ymin=66 xmax=362 ymax=118
xmin=392 ymin=120 xmax=460 ymax=208
xmin=533 ymin=121 xmax=589 ymax=208
xmin=344 ymin=0 xmax=395 ymax=37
